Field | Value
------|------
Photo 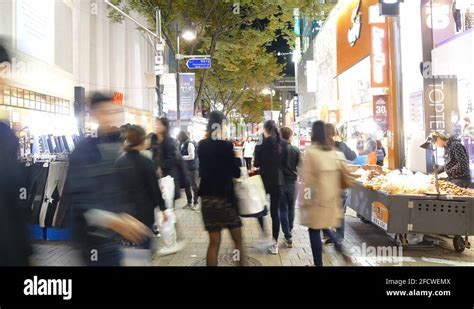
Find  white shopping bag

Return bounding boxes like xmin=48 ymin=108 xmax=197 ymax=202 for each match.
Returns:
xmin=235 ymin=167 xmax=266 ymax=216
xmin=159 ymin=175 xmax=175 ymax=209
xmin=154 ymin=208 xmax=177 ymax=247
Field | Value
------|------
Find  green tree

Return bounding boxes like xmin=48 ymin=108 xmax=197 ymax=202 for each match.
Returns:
xmin=108 ymin=0 xmax=334 ymax=113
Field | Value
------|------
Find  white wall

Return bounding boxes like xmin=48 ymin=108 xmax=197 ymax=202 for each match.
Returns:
xmin=399 ymin=0 xmax=426 ymax=172
xmin=73 ymin=0 xmax=155 ymax=113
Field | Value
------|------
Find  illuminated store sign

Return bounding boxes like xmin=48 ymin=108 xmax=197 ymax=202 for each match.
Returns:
xmin=369 ymin=6 xmax=389 ymax=88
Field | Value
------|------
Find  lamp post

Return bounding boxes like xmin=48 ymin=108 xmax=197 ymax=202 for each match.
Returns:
xmin=175 ymin=24 xmax=196 ymax=129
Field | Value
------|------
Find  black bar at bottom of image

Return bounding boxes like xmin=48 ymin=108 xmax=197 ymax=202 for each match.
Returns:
xmin=0 ymin=267 xmax=473 ymax=306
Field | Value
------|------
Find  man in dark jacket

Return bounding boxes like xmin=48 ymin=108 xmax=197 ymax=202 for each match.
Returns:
xmin=325 ymin=123 xmax=357 ymax=244
xmin=0 ymin=43 xmax=32 ymax=266
xmin=67 ymin=93 xmax=150 ymax=266
xmin=178 ymin=131 xmax=199 ymax=210
xmin=279 ymin=127 xmax=301 ymax=248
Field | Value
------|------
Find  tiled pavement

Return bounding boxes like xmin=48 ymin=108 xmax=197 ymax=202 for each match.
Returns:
xmin=31 ymin=196 xmax=474 ymax=267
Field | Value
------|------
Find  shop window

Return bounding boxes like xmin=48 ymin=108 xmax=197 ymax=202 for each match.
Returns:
xmin=17 ymin=89 xmax=24 ymax=108
xmin=3 ymin=86 xmax=10 ymax=105
xmin=10 ymin=87 xmax=17 ymax=106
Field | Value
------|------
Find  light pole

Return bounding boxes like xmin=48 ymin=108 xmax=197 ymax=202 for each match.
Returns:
xmin=175 ymin=24 xmax=196 ymax=129
xmin=176 ymin=23 xmax=181 ymax=128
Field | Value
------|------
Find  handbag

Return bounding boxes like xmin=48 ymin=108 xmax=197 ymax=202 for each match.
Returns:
xmin=234 ymin=167 xmax=266 ymax=216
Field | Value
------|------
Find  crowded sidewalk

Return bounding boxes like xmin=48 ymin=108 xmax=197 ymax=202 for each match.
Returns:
xmin=31 ymin=194 xmax=474 ymax=267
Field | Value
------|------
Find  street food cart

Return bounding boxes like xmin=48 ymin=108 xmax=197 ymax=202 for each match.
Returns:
xmin=347 ymin=167 xmax=474 ymax=252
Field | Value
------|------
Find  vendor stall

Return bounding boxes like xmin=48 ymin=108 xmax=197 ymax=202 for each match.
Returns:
xmin=348 ymin=167 xmax=474 ymax=252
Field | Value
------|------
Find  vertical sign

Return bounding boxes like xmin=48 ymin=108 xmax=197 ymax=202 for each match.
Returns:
xmin=409 ymin=91 xmax=424 ymax=131
xmin=179 ymin=73 xmax=195 ymax=120
xmin=293 ymin=94 xmax=299 ymax=120
xmin=423 ymin=77 xmax=458 ymax=135
xmin=373 ymin=95 xmax=388 ymax=131
xmin=420 ymin=0 xmax=456 ymax=171
xmin=369 ymin=10 xmax=389 ymax=88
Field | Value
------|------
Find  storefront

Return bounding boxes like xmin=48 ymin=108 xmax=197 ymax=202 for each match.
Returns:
xmin=399 ymin=0 xmax=474 ymax=173
xmin=335 ymin=0 xmax=398 ymax=168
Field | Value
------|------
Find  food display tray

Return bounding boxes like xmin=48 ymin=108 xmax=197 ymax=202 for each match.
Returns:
xmin=348 ymin=182 xmax=474 ymax=235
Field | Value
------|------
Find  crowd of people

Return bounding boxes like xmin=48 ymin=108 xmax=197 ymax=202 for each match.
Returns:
xmin=0 ymin=91 xmax=357 ymax=267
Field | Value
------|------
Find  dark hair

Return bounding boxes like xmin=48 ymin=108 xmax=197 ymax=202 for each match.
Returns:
xmin=206 ymin=111 xmax=226 ymax=137
xmin=90 ymin=92 xmax=114 ymax=110
xmin=177 ymin=131 xmax=189 ymax=143
xmin=119 ymin=124 xmax=131 ymax=141
xmin=280 ymin=127 xmax=293 ymax=141
xmin=124 ymin=125 xmax=146 ymax=152
xmin=311 ymin=121 xmax=331 ymax=151
xmin=147 ymin=132 xmax=158 ymax=148
xmin=324 ymin=123 xmax=336 ymax=147
xmin=264 ymin=120 xmax=281 ymax=152
xmin=157 ymin=117 xmax=170 ymax=136
xmin=0 ymin=41 xmax=11 ymax=65
xmin=376 ymin=140 xmax=383 ymax=149
xmin=147 ymin=132 xmax=159 ymax=159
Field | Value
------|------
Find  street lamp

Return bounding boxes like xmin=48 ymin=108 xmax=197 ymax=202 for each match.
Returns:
xmin=176 ymin=24 xmax=196 ymax=129
xmin=181 ymin=29 xmax=197 ymax=41
xmin=262 ymin=87 xmax=274 ymax=120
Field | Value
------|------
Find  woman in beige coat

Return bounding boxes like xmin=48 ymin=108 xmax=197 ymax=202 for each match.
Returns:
xmin=299 ymin=121 xmax=350 ymax=266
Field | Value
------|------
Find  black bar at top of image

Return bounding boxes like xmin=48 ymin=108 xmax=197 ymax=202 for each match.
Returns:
xmin=0 ymin=267 xmax=473 ymax=306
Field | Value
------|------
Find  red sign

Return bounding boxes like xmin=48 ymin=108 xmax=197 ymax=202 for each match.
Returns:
xmin=373 ymin=95 xmax=388 ymax=130
xmin=113 ymin=91 xmax=123 ymax=105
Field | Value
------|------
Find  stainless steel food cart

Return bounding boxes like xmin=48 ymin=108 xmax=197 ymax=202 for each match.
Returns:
xmin=348 ymin=182 xmax=473 ymax=252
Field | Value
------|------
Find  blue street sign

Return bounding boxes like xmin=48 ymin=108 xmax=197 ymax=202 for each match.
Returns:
xmin=186 ymin=58 xmax=211 ymax=69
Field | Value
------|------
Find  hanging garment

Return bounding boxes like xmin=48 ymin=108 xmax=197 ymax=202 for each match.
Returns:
xmin=38 ymin=162 xmax=68 ymax=227
xmin=17 ymin=163 xmax=35 ymax=218
xmin=47 ymin=136 xmax=55 ymax=154
xmin=62 ymin=136 xmax=70 ymax=152
xmin=52 ymin=177 xmax=71 ymax=228
xmin=30 ymin=163 xmax=50 ymax=224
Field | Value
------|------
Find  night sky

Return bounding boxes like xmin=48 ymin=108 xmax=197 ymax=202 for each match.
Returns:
xmin=268 ymin=32 xmax=295 ymax=77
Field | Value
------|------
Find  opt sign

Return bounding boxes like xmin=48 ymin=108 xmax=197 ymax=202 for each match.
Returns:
xmin=186 ymin=58 xmax=211 ymax=69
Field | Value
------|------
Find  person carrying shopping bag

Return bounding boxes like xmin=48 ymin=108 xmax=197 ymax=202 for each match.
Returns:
xmin=254 ymin=120 xmax=288 ymax=255
xmin=298 ymin=121 xmax=352 ymax=267
xmin=198 ymin=111 xmax=244 ymax=266
xmin=115 ymin=125 xmax=168 ymax=249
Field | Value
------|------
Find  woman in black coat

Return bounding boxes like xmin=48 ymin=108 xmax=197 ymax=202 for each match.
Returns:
xmin=154 ymin=118 xmax=189 ymax=202
xmin=115 ymin=125 xmax=167 ymax=234
xmin=254 ymin=120 xmax=287 ymax=255
xmin=198 ymin=111 xmax=243 ymax=266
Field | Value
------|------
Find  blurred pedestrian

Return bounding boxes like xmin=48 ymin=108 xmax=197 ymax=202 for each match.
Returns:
xmin=115 ymin=125 xmax=168 ymax=249
xmin=67 ymin=92 xmax=151 ymax=266
xmin=154 ymin=118 xmax=188 ymax=254
xmin=299 ymin=121 xmax=351 ymax=266
xmin=155 ymin=117 xmax=186 ymax=203
xmin=198 ymin=111 xmax=243 ymax=266
xmin=325 ymin=123 xmax=356 ymax=244
xmin=242 ymin=136 xmax=256 ymax=170
xmin=376 ymin=140 xmax=386 ymax=167
xmin=279 ymin=127 xmax=301 ymax=248
xmin=254 ymin=120 xmax=287 ymax=254
xmin=141 ymin=132 xmax=158 ymax=160
xmin=0 ymin=41 xmax=32 ymax=266
xmin=359 ymin=134 xmax=377 ymax=165
xmin=177 ymin=131 xmax=199 ymax=210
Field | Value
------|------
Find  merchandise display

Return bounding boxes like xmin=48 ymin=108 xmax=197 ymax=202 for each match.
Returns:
xmin=353 ymin=166 xmax=474 ymax=197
